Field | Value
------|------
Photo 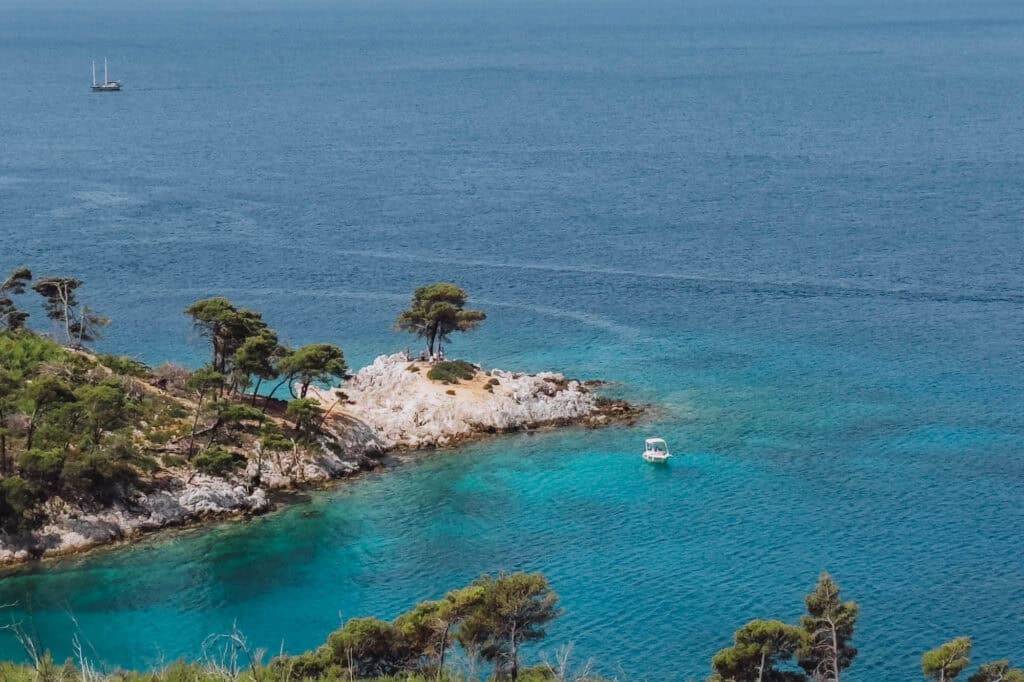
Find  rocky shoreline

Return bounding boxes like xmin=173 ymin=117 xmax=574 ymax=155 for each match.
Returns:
xmin=0 ymin=354 xmax=640 ymax=567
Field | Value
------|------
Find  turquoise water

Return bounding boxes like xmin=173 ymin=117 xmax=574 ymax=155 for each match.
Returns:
xmin=1 ymin=0 xmax=1023 ymax=679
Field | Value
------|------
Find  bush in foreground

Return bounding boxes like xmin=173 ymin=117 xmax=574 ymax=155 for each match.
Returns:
xmin=1 ymin=571 xmax=1022 ymax=682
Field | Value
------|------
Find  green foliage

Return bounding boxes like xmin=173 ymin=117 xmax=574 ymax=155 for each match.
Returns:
xmin=517 ymin=666 xmax=559 ymax=682
xmin=286 ymin=398 xmax=323 ymax=438
xmin=164 ymin=401 xmax=189 ymax=420
xmin=258 ymin=573 xmax=554 ymax=682
xmin=0 ymin=476 xmax=40 ymax=533
xmin=32 ymin=276 xmax=109 ymax=347
xmin=187 ymin=367 xmax=226 ymax=396
xmin=186 ymin=368 xmax=226 ymax=456
xmin=233 ymin=329 xmax=282 ymax=400
xmin=185 ymin=298 xmax=268 ymax=375
xmin=278 ymin=344 xmax=347 ymax=398
xmin=324 ymin=617 xmax=413 ymax=677
xmin=427 ymin=360 xmax=477 ymax=384
xmin=0 ymin=332 xmax=67 ymax=380
xmin=211 ymin=401 xmax=266 ymax=427
xmin=798 ymin=572 xmax=858 ymax=680
xmin=0 ymin=267 xmax=33 ymax=330
xmin=968 ymin=660 xmax=1024 ymax=682
xmin=710 ymin=620 xmax=809 ymax=682
xmin=18 ymin=448 xmax=67 ymax=486
xmin=161 ymin=454 xmax=187 ymax=468
xmin=97 ymin=354 xmax=151 ymax=378
xmin=0 ymin=290 xmax=346 ymax=532
xmin=22 ymin=375 xmax=76 ymax=451
xmin=459 ymin=572 xmax=562 ymax=681
xmin=923 ymin=638 xmax=973 ymax=682
xmin=0 ymin=332 xmax=170 ymax=528
xmin=193 ymin=446 xmax=247 ymax=478
xmin=259 ymin=423 xmax=292 ymax=453
xmin=74 ymin=381 xmax=137 ymax=445
xmin=24 ymin=375 xmax=77 ymax=408
xmin=202 ymin=399 xmax=267 ymax=447
xmin=61 ymin=433 xmax=145 ymax=502
xmin=0 ymin=567 xmax=1017 ymax=682
xmin=395 ymin=283 xmax=486 ymax=355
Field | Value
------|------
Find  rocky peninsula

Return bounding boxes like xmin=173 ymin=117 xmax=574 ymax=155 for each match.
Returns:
xmin=0 ymin=353 xmax=638 ymax=566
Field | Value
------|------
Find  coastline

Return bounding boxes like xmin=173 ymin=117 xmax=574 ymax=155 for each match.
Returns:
xmin=0 ymin=354 xmax=642 ymax=568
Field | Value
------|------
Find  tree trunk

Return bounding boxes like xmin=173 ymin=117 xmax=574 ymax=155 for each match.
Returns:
xmin=316 ymin=399 xmax=343 ymax=432
xmin=0 ymin=405 xmax=7 ymax=472
xmin=250 ymin=377 xmax=263 ymax=406
xmin=207 ymin=416 xmax=224 ymax=448
xmin=26 ymin=407 xmax=38 ymax=451
xmin=831 ymin=620 xmax=841 ymax=682
xmin=509 ymin=623 xmax=519 ymax=681
xmin=264 ymin=375 xmax=292 ymax=412
xmin=61 ymin=285 xmax=73 ymax=346
xmin=757 ymin=650 xmax=766 ymax=682
xmin=187 ymin=394 xmax=205 ymax=458
xmin=436 ymin=622 xmax=451 ymax=681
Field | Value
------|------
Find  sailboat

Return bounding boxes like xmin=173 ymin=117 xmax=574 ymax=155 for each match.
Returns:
xmin=91 ymin=58 xmax=121 ymax=92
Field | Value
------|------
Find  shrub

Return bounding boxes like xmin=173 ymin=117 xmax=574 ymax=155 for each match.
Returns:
xmin=152 ymin=362 xmax=191 ymax=392
xmin=427 ymin=360 xmax=477 ymax=384
xmin=0 ymin=476 xmax=40 ymax=533
xmin=161 ymin=454 xmax=187 ymax=468
xmin=193 ymin=446 xmax=246 ymax=478
xmin=286 ymin=398 xmax=323 ymax=438
xmin=214 ymin=402 xmax=265 ymax=427
xmin=519 ymin=666 xmax=559 ymax=681
xmin=0 ymin=332 xmax=67 ymax=378
xmin=97 ymin=354 xmax=151 ymax=378
xmin=164 ymin=401 xmax=189 ymax=420
xmin=18 ymin=448 xmax=66 ymax=486
xmin=61 ymin=435 xmax=146 ymax=502
xmin=147 ymin=429 xmax=170 ymax=445
xmin=445 ymin=389 xmax=456 ymax=396
xmin=324 ymin=617 xmax=410 ymax=677
xmin=271 ymin=649 xmax=338 ymax=680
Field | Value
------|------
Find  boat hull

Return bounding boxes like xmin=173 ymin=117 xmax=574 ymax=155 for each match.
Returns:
xmin=642 ymin=451 xmax=672 ymax=463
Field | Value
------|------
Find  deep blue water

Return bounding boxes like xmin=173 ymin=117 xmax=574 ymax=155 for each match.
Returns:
xmin=1 ymin=0 xmax=1023 ymax=679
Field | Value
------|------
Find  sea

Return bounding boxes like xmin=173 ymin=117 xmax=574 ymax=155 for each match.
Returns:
xmin=0 ymin=0 xmax=1022 ymax=679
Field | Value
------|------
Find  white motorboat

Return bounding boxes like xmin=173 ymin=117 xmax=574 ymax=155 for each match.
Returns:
xmin=642 ymin=437 xmax=672 ymax=463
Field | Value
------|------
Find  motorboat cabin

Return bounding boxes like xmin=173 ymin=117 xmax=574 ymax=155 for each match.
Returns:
xmin=642 ymin=438 xmax=671 ymax=463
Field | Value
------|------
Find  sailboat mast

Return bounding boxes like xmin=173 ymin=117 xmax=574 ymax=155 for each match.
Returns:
xmin=104 ymin=58 xmax=108 ymax=84
xmin=92 ymin=60 xmax=97 ymax=86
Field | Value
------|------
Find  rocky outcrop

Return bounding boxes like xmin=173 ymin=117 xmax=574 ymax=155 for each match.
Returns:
xmin=0 ymin=355 xmax=638 ymax=566
xmin=325 ymin=354 xmax=636 ymax=450
xmin=0 ymin=446 xmax=371 ymax=565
